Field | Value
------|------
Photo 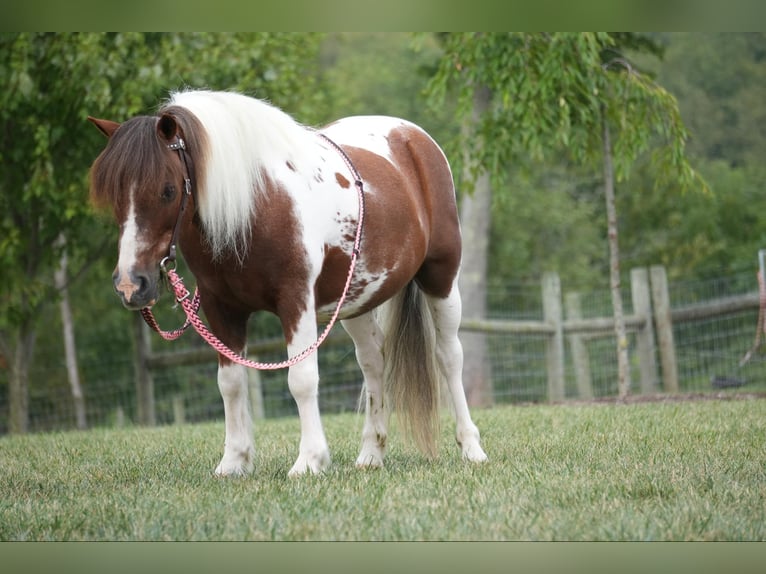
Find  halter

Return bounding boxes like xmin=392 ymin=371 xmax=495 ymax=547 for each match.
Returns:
xmin=139 ymin=135 xmax=200 ymax=339
xmin=165 ymin=136 xmax=194 ymax=267
xmin=140 ymin=131 xmax=366 ymax=370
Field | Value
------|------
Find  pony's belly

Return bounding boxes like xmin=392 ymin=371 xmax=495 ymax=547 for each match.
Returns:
xmin=315 ymin=265 xmax=397 ymax=320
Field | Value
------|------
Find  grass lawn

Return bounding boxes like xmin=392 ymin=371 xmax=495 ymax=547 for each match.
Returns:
xmin=1 ymin=397 xmax=764 ymax=541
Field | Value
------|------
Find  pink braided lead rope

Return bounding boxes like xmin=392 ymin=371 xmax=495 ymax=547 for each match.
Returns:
xmin=140 ymin=288 xmax=200 ymax=340
xmin=141 ymin=133 xmax=365 ymax=370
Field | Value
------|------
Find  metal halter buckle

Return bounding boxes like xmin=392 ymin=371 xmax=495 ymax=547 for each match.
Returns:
xmin=160 ymin=256 xmax=177 ymax=273
xmin=167 ymin=138 xmax=186 ymax=151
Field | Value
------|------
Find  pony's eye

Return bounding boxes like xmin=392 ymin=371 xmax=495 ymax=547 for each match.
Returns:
xmin=161 ymin=184 xmax=176 ymax=202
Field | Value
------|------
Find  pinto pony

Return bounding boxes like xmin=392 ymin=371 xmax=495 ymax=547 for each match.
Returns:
xmin=88 ymin=90 xmax=487 ymax=476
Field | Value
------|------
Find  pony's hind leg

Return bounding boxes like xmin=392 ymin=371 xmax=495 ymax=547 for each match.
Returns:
xmin=215 ymin=361 xmax=255 ymax=476
xmin=427 ymin=284 xmax=488 ymax=463
xmin=342 ymin=313 xmax=387 ymax=468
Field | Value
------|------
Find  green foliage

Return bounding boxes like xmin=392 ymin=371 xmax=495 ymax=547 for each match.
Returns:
xmin=613 ymin=33 xmax=766 ymax=280
xmin=1 ymin=33 xmax=134 ymax=328
xmin=159 ymin=33 xmax=328 ymax=123
xmin=489 ymin=165 xmax=605 ymax=288
xmin=657 ymin=33 xmax=766 ymax=169
xmin=6 ymin=32 xmax=766 ymax=435
xmin=0 ymin=32 xmax=326 ymax=332
xmin=1 ymin=400 xmax=764 ymax=540
xmin=618 ymin=161 xmax=766 ymax=280
xmin=425 ymin=33 xmax=704 ymax=195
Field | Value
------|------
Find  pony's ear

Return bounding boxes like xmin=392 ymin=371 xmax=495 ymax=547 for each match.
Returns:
xmin=157 ymin=113 xmax=179 ymax=142
xmin=88 ymin=116 xmax=121 ymax=138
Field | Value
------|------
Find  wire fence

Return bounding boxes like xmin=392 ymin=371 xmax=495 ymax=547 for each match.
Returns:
xmin=4 ymin=265 xmax=766 ymax=435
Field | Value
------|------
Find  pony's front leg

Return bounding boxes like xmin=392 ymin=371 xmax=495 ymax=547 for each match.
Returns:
xmin=286 ymin=313 xmax=331 ymax=476
xmin=203 ymin=298 xmax=254 ymax=477
xmin=215 ymin=360 xmax=255 ymax=476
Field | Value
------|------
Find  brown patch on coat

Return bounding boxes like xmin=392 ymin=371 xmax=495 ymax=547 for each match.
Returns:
xmin=178 ymin=179 xmax=310 ymax=351
xmin=335 ymin=172 xmax=350 ymax=188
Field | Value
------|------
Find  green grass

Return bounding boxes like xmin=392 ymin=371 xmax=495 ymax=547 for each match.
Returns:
xmin=1 ymin=398 xmax=764 ymax=541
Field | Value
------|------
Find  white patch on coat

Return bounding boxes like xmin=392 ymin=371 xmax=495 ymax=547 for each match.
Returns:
xmin=321 ymin=116 xmax=411 ymax=162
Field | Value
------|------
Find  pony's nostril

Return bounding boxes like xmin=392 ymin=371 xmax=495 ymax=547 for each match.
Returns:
xmin=136 ymin=274 xmax=149 ymax=293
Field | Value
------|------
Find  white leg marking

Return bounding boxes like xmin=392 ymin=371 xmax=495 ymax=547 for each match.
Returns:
xmin=215 ymin=363 xmax=255 ymax=476
xmin=428 ymin=286 xmax=488 ymax=463
xmin=287 ymin=313 xmax=331 ymax=476
xmin=342 ymin=314 xmax=387 ymax=468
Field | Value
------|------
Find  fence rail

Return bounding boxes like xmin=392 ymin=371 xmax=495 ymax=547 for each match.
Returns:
xmin=129 ymin=265 xmax=763 ymax=425
xmin=5 ymin=264 xmax=766 ymax=433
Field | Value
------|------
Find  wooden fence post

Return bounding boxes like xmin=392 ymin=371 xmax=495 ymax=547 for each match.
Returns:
xmin=650 ymin=265 xmax=679 ymax=393
xmin=565 ymin=292 xmax=593 ymax=399
xmin=172 ymin=394 xmax=186 ymax=425
xmin=132 ymin=312 xmax=156 ymax=426
xmin=630 ymin=267 xmax=659 ymax=394
xmin=113 ymin=406 xmax=126 ymax=428
xmin=542 ymin=272 xmax=565 ymax=402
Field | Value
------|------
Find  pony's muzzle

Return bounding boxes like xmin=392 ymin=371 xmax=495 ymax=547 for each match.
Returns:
xmin=113 ymin=267 xmax=159 ymax=310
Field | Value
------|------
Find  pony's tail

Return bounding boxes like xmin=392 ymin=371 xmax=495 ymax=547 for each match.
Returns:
xmin=379 ymin=281 xmax=441 ymax=458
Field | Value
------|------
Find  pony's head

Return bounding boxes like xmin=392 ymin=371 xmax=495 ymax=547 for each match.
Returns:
xmin=88 ymin=111 xmax=203 ymax=309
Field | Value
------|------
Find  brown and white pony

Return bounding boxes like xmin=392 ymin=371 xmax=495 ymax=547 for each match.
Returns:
xmin=89 ymin=89 xmax=486 ymax=476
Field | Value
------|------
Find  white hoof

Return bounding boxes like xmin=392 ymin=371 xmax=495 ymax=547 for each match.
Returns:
xmin=355 ymin=449 xmax=385 ymax=469
xmin=214 ymin=449 xmax=254 ymax=477
xmin=457 ymin=425 xmax=488 ymax=463
xmin=462 ymin=443 xmax=488 ymax=463
xmin=288 ymin=449 xmax=331 ymax=477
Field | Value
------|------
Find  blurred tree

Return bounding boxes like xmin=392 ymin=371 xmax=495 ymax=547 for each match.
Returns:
xmin=319 ymin=33 xmax=451 ymax=135
xmin=426 ymin=33 xmax=704 ymax=401
xmin=616 ymin=33 xmax=766 ymax=280
xmin=658 ymin=33 xmax=766 ymax=169
xmin=0 ymin=33 xmax=167 ymax=433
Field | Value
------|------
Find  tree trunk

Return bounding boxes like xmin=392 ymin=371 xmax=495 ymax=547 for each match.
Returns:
xmin=54 ymin=242 xmax=87 ymax=430
xmin=602 ymin=114 xmax=632 ymax=399
xmin=3 ymin=322 xmax=35 ymax=434
xmin=459 ymin=84 xmax=494 ymax=407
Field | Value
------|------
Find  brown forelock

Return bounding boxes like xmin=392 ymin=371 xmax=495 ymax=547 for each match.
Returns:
xmin=89 ymin=108 xmax=208 ymax=218
xmin=89 ymin=116 xmax=164 ymax=215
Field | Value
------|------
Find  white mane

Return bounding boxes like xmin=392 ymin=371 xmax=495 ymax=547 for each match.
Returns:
xmin=167 ymin=90 xmax=314 ymax=261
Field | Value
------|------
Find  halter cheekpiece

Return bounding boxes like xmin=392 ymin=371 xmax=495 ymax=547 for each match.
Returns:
xmin=140 ymin=130 xmax=366 ymax=370
xmin=164 ymin=135 xmax=193 ymax=267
